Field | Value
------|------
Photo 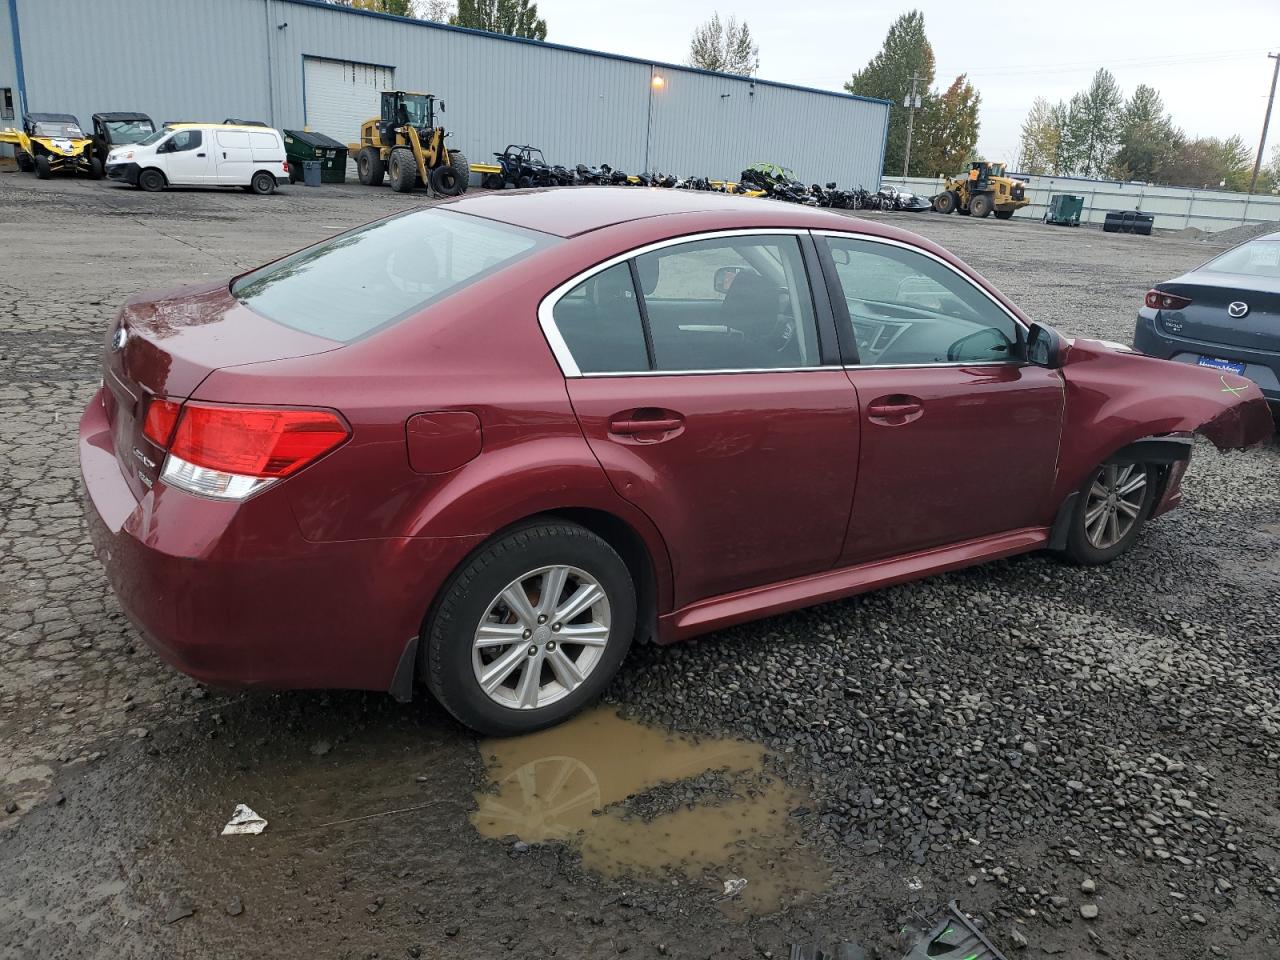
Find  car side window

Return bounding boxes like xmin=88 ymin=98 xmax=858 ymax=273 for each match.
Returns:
xmin=634 ymin=235 xmax=821 ymax=371
xmin=824 ymin=236 xmax=1019 ymax=365
xmin=550 ymin=263 xmax=650 ymax=374
xmin=170 ymin=130 xmax=202 ymax=152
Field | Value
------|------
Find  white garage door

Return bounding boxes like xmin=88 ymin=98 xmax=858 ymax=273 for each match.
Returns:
xmin=303 ymin=57 xmax=395 ymax=176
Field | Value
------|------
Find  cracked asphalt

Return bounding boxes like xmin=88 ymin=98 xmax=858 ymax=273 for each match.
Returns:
xmin=1 ymin=169 xmax=1277 ymax=960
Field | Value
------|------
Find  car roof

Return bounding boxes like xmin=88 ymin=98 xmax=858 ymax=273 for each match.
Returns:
xmin=165 ymin=123 xmax=278 ymax=133
xmin=441 ymin=186 xmax=885 ymax=238
xmin=27 ymin=112 xmax=79 ymax=124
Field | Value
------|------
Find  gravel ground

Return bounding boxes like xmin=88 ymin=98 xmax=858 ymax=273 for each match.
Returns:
xmin=1 ymin=171 xmax=1278 ymax=960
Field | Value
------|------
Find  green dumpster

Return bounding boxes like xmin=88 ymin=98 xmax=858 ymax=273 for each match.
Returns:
xmin=282 ymin=129 xmax=348 ymax=184
xmin=1045 ymin=193 xmax=1083 ymax=227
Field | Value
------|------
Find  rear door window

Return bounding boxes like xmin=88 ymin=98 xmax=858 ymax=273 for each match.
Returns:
xmin=550 ymin=263 xmax=650 ymax=374
xmin=216 ymin=130 xmax=251 ymax=150
xmin=232 ymin=209 xmax=552 ymax=342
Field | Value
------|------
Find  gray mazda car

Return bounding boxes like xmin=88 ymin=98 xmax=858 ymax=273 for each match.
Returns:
xmin=1134 ymin=231 xmax=1280 ymax=417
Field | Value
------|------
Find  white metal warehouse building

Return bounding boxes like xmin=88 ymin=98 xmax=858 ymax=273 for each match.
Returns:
xmin=0 ymin=0 xmax=890 ymax=187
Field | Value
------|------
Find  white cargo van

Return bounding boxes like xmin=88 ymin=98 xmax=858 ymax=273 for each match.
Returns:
xmin=105 ymin=124 xmax=289 ymax=194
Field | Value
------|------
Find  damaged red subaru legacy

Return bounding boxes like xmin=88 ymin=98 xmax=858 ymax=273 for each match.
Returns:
xmin=80 ymin=189 xmax=1273 ymax=735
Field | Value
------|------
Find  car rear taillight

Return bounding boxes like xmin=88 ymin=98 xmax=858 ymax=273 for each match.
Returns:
xmin=1145 ymin=289 xmax=1192 ymax=310
xmin=149 ymin=401 xmax=349 ymax=500
xmin=142 ymin=397 xmax=182 ymax=446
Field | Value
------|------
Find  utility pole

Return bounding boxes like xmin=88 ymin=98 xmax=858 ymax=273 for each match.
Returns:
xmin=902 ymin=74 xmax=922 ymax=181
xmin=1248 ymin=51 xmax=1279 ymax=194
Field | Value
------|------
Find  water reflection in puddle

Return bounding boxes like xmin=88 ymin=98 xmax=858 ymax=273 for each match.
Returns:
xmin=471 ymin=709 xmax=828 ymax=913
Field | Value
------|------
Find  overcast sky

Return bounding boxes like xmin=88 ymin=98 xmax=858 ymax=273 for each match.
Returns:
xmin=537 ymin=0 xmax=1280 ymax=168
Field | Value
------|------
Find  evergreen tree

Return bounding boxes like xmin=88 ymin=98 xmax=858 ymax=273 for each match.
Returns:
xmin=846 ymin=11 xmax=935 ymax=175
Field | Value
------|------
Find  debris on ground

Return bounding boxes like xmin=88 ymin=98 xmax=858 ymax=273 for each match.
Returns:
xmin=221 ymin=804 xmax=268 ymax=836
xmin=163 ymin=899 xmax=195 ymax=925
xmin=901 ymin=901 xmax=1008 ymax=960
xmin=714 ymin=877 xmax=748 ymax=901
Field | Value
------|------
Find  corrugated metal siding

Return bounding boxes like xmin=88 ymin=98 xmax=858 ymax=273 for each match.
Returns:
xmin=0 ymin=0 xmax=18 ymax=153
xmin=8 ymin=0 xmax=888 ymax=186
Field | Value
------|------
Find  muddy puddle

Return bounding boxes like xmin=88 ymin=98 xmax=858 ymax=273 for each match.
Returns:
xmin=471 ymin=709 xmax=829 ymax=913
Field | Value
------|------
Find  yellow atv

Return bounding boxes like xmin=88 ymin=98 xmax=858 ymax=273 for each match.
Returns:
xmin=1 ymin=112 xmax=101 ymax=180
xmin=933 ymin=161 xmax=1028 ymax=220
xmin=349 ymin=91 xmax=469 ymax=195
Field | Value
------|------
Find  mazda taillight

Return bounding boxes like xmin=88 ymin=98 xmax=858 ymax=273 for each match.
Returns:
xmin=150 ymin=401 xmax=349 ymax=500
xmin=1145 ymin=289 xmax=1191 ymax=310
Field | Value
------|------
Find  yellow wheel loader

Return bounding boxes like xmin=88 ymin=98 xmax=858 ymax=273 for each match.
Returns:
xmin=1 ymin=113 xmax=101 ymax=180
xmin=349 ymin=91 xmax=470 ymax=195
xmin=932 ymin=161 xmax=1028 ymax=220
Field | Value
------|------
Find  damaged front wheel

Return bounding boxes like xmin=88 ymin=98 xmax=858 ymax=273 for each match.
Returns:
xmin=1063 ymin=462 xmax=1157 ymax=565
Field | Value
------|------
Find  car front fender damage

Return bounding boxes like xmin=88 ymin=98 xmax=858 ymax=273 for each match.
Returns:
xmin=1052 ymin=339 xmax=1274 ymax=503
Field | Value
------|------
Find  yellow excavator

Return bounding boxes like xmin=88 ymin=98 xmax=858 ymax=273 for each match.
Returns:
xmin=932 ymin=161 xmax=1029 ymax=220
xmin=349 ymin=91 xmax=470 ymax=195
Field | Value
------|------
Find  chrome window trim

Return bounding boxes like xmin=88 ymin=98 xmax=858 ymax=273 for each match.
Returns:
xmin=537 ymin=228 xmax=811 ymax=378
xmin=566 ymin=365 xmax=848 ymax=378
xmin=814 ymin=229 xmax=1029 ymax=334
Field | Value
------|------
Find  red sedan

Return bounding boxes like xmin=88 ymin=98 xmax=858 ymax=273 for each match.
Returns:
xmin=79 ymin=189 xmax=1273 ymax=735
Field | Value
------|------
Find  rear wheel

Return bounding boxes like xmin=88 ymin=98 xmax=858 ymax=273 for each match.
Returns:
xmin=89 ymin=158 xmax=104 ymax=180
xmin=34 ymin=155 xmax=51 ymax=180
xmin=482 ymin=173 xmax=504 ymax=190
xmin=424 ymin=521 xmax=637 ymax=736
xmin=1062 ymin=462 xmax=1157 ymax=565
xmin=933 ymin=190 xmax=958 ymax=214
xmin=388 ymin=147 xmax=417 ymax=193
xmin=970 ymin=192 xmax=993 ymax=218
xmin=995 ymin=209 xmax=1014 ymax=220
xmin=138 ymin=168 xmax=166 ymax=192
xmin=16 ymin=150 xmax=33 ymax=172
xmin=357 ymin=147 xmax=384 ymax=186
xmin=250 ymin=171 xmax=276 ymax=195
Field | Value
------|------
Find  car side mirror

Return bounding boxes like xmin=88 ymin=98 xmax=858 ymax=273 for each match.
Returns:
xmin=1025 ymin=322 xmax=1066 ymax=369
xmin=437 ymin=101 xmax=446 ymax=113
xmin=713 ymin=266 xmax=743 ymax=294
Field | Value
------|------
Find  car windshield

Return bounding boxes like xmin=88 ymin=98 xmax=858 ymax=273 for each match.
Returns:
xmin=1204 ymin=238 xmax=1280 ymax=279
xmin=33 ymin=121 xmax=82 ymax=138
xmin=105 ymin=119 xmax=155 ymax=142
xmin=231 ymin=209 xmax=553 ymax=342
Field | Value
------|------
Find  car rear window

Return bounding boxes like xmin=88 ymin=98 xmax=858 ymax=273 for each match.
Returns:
xmin=231 ymin=209 xmax=552 ymax=342
xmin=1205 ymin=238 xmax=1280 ymax=279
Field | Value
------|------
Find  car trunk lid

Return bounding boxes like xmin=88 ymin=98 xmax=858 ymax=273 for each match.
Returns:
xmin=101 ymin=281 xmax=340 ymax=499
xmin=1156 ymin=272 xmax=1280 ymax=352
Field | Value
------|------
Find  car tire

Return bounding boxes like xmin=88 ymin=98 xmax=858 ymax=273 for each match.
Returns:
xmin=34 ymin=155 xmax=52 ymax=180
xmin=933 ymin=190 xmax=957 ymax=214
xmin=388 ymin=147 xmax=417 ymax=193
xmin=250 ymin=171 xmax=276 ymax=195
xmin=482 ymin=173 xmax=504 ymax=190
xmin=138 ymin=168 xmax=166 ymax=192
xmin=970 ymin=193 xmax=993 ymax=218
xmin=16 ymin=150 xmax=33 ymax=172
xmin=357 ymin=147 xmax=385 ymax=186
xmin=428 ymin=162 xmax=463 ymax=196
xmin=89 ymin=158 xmax=104 ymax=180
xmin=1062 ymin=462 xmax=1157 ymax=565
xmin=424 ymin=520 xmax=637 ymax=737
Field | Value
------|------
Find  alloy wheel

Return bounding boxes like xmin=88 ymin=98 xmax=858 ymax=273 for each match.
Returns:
xmin=1083 ymin=464 xmax=1147 ymax=549
xmin=471 ymin=565 xmax=611 ymax=711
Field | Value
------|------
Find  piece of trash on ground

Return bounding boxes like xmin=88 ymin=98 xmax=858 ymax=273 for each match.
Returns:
xmin=221 ymin=803 xmax=268 ymax=836
xmin=901 ymin=900 xmax=1008 ymax=960
xmin=714 ymin=877 xmax=748 ymax=901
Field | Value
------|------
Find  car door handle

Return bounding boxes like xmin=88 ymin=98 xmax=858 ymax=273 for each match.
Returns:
xmin=608 ymin=409 xmax=685 ymax=439
xmin=867 ymin=395 xmax=924 ymax=425
xmin=196 ymin=152 xmax=206 ymax=157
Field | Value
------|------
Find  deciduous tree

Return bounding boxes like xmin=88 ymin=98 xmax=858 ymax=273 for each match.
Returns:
xmin=687 ymin=13 xmax=759 ymax=76
xmin=451 ymin=0 xmax=547 ymax=39
xmin=1109 ymin=84 xmax=1180 ymax=182
xmin=1017 ymin=97 xmax=1068 ymax=175
xmin=916 ymin=74 xmax=980 ymax=177
xmin=1061 ymin=68 xmax=1123 ymax=177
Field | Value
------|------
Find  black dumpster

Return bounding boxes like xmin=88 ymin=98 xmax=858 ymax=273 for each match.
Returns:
xmin=1102 ymin=210 xmax=1154 ymax=235
xmin=283 ymin=129 xmax=348 ymax=184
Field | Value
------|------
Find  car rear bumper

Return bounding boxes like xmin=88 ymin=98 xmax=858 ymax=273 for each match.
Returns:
xmin=106 ymin=162 xmax=140 ymax=184
xmin=1134 ymin=309 xmax=1280 ymax=409
xmin=79 ymin=388 xmax=482 ymax=694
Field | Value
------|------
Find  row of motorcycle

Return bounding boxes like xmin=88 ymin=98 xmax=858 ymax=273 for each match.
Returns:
xmin=481 ymin=145 xmax=933 ymax=212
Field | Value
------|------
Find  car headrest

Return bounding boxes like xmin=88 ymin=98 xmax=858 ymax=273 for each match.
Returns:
xmin=635 ymin=255 xmax=659 ymax=295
